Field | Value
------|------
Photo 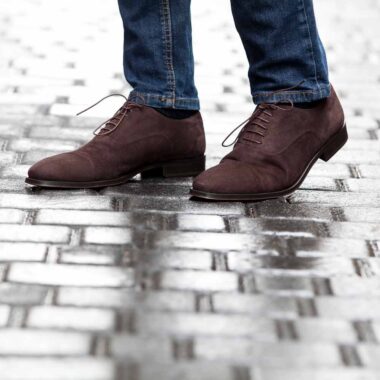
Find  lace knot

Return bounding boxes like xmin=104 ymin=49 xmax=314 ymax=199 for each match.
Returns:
xmin=76 ymin=94 xmax=144 ymax=136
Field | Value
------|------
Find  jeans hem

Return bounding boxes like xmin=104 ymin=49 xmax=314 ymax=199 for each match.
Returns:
xmin=252 ymin=84 xmax=331 ymax=104
xmin=128 ymin=91 xmax=200 ymax=110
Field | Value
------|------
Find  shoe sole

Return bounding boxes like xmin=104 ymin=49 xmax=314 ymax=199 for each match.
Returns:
xmin=25 ymin=156 xmax=206 ymax=189
xmin=190 ymin=124 xmax=348 ymax=201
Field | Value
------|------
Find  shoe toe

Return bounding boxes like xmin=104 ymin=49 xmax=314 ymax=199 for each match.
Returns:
xmin=27 ymin=153 xmax=93 ymax=182
xmin=193 ymin=166 xmax=227 ymax=193
xmin=28 ymin=156 xmax=63 ymax=181
xmin=192 ymin=159 xmax=283 ymax=195
xmin=193 ymin=160 xmax=253 ymax=194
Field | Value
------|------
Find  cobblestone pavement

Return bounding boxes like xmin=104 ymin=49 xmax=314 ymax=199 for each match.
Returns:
xmin=0 ymin=0 xmax=380 ymax=379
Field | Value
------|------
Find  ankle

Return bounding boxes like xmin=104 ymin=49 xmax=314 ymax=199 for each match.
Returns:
xmin=151 ymin=107 xmax=198 ymax=120
xmin=293 ymin=98 xmax=327 ymax=109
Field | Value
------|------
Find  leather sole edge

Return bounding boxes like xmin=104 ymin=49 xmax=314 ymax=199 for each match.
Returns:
xmin=25 ymin=155 xmax=206 ymax=189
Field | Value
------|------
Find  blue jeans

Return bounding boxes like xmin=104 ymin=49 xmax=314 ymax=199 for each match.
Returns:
xmin=118 ymin=0 xmax=330 ymax=110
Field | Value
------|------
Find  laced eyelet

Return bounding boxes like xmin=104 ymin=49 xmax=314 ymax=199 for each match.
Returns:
xmin=220 ymin=80 xmax=305 ymax=148
xmin=76 ymin=93 xmax=145 ymax=136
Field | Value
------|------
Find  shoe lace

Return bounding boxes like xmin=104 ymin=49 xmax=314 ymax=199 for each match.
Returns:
xmin=221 ymin=80 xmax=305 ymax=147
xmin=221 ymin=102 xmax=293 ymax=147
xmin=76 ymin=94 xmax=144 ymax=136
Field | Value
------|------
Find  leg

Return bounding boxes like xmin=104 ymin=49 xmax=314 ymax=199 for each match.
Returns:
xmin=26 ymin=1 xmax=206 ymax=189
xmin=191 ymin=1 xmax=347 ymax=201
xmin=117 ymin=0 xmax=199 ymax=110
xmin=230 ymin=0 xmax=330 ymax=104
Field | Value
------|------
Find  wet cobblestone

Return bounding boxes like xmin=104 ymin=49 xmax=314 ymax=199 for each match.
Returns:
xmin=0 ymin=0 xmax=380 ymax=379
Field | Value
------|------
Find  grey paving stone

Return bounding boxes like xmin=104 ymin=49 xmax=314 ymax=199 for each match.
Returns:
xmin=111 ymin=335 xmax=172 ymax=361
xmin=145 ymin=231 xmax=278 ymax=251
xmin=195 ymin=336 xmax=253 ymax=362
xmin=251 ymin=202 xmax=334 ymax=222
xmin=316 ymin=297 xmax=380 ymax=319
xmin=59 ymin=246 xmax=121 ymax=265
xmin=36 ymin=209 xmax=132 ymax=226
xmin=8 ymin=138 xmax=78 ymax=152
xmin=294 ymin=318 xmax=357 ymax=343
xmin=328 ymin=222 xmax=380 ymax=240
xmin=0 ymin=243 xmax=47 ymax=262
xmin=0 ymin=329 xmax=91 ymax=355
xmin=358 ymin=345 xmax=380 ymax=369
xmin=1 ymin=165 xmax=29 ymax=179
xmin=289 ymin=237 xmax=370 ymax=258
xmin=250 ymin=342 xmax=342 ymax=368
xmin=140 ymin=249 xmax=213 ymax=271
xmin=104 ymin=184 xmax=190 ymax=198
xmin=8 ymin=263 xmax=135 ymax=287
xmin=0 ymin=225 xmax=70 ymax=243
xmin=342 ymin=207 xmax=380 ymax=223
xmin=0 ymin=209 xmax=25 ymax=224
xmin=331 ymin=150 xmax=380 ymax=164
xmin=176 ymin=214 xmax=226 ymax=232
xmin=254 ymin=274 xmax=314 ymax=296
xmin=308 ymin=162 xmax=351 ymax=178
xmin=0 ymin=152 xmax=17 ymax=165
xmin=0 ymin=358 xmax=115 ymax=380
xmin=84 ymin=227 xmax=132 ymax=245
xmin=0 ymin=193 xmax=114 ymax=210
xmin=195 ymin=339 xmax=342 ymax=367
xmin=134 ymin=291 xmax=197 ymax=312
xmin=22 ymin=150 xmax=69 ymax=165
xmin=289 ymin=191 xmax=380 ymax=206
xmin=36 ymin=209 xmax=205 ymax=231
xmin=0 ymin=305 xmax=10 ymax=326
xmin=236 ymin=218 xmax=326 ymax=237
xmin=0 ymin=179 xmax=28 ymax=192
xmin=29 ymin=125 xmax=93 ymax=141
xmin=331 ymin=277 xmax=380 ymax=296
xmin=228 ymin=254 xmax=355 ymax=276
xmin=371 ymin=324 xmax=380 ymax=344
xmin=27 ymin=306 xmax=115 ymax=331
xmin=57 ymin=287 xmax=129 ymax=308
xmin=0 ymin=283 xmax=48 ymax=305
xmin=0 ymin=123 xmax=26 ymax=137
xmin=158 ymin=270 xmax=238 ymax=292
xmin=212 ymin=294 xmax=297 ymax=318
xmin=299 ymin=176 xmax=338 ymax=191
xmin=136 ymin=312 xmax=276 ymax=340
xmin=345 ymin=179 xmax=380 ymax=193
xmin=125 ymin=196 xmax=246 ymax=215
xmin=345 ymin=139 xmax=380 ymax=151
xmin=256 ymin=369 xmax=379 ymax=380
xmin=359 ymin=165 xmax=380 ymax=179
xmin=57 ymin=287 xmax=196 ymax=311
xmin=139 ymin=363 xmax=234 ymax=380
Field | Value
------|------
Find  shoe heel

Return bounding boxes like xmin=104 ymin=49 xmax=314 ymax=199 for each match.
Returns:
xmin=320 ymin=124 xmax=348 ymax=162
xmin=162 ymin=155 xmax=206 ymax=178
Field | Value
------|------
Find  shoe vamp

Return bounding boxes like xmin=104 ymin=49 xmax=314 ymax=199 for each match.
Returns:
xmin=224 ymin=132 xmax=322 ymax=184
xmin=80 ymin=133 xmax=172 ymax=179
xmin=198 ymin=159 xmax=289 ymax=194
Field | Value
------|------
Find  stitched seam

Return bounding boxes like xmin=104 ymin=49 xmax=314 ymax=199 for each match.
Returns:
xmin=252 ymin=87 xmax=329 ymax=99
xmin=300 ymin=0 xmax=322 ymax=96
xmin=160 ymin=0 xmax=176 ymax=104
xmin=129 ymin=92 xmax=198 ymax=103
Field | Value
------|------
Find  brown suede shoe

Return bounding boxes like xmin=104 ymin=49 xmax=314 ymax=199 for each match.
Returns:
xmin=191 ymin=86 xmax=347 ymax=201
xmin=26 ymin=97 xmax=206 ymax=188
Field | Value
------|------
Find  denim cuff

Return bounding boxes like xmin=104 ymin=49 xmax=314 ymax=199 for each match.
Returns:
xmin=252 ymin=84 xmax=331 ymax=105
xmin=128 ymin=91 xmax=200 ymax=110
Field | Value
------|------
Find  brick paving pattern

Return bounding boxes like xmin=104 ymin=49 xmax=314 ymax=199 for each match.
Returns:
xmin=0 ymin=0 xmax=380 ymax=379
